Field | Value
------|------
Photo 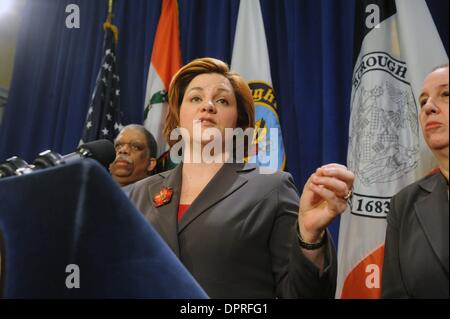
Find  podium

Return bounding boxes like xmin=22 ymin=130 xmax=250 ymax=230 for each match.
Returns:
xmin=0 ymin=159 xmax=207 ymax=298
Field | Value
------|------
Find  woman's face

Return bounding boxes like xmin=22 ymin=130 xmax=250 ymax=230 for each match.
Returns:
xmin=179 ymin=72 xmax=238 ymax=146
xmin=419 ymin=67 xmax=449 ymax=152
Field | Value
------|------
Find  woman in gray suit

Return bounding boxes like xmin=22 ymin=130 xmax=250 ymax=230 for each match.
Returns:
xmin=129 ymin=57 xmax=354 ymax=298
xmin=382 ymin=64 xmax=449 ymax=298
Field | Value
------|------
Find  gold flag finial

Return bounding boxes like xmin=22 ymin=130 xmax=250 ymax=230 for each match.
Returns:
xmin=104 ymin=0 xmax=118 ymax=45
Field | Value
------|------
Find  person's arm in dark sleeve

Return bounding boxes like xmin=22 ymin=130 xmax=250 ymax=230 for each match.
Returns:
xmin=271 ymin=172 xmax=337 ymax=298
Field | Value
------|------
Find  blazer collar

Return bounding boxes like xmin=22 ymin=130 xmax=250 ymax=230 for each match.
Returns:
xmin=146 ymin=164 xmax=183 ymax=256
xmin=149 ymin=162 xmax=256 ymax=256
xmin=177 ymin=162 xmax=254 ymax=233
xmin=415 ymin=173 xmax=449 ymax=275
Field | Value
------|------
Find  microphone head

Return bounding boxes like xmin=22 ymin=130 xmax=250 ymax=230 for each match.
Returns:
xmin=77 ymin=139 xmax=116 ymax=168
xmin=0 ymin=156 xmax=31 ymax=178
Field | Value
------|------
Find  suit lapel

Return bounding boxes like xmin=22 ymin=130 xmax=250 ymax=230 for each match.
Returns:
xmin=415 ymin=173 xmax=449 ymax=276
xmin=178 ymin=163 xmax=254 ymax=233
xmin=147 ymin=164 xmax=182 ymax=257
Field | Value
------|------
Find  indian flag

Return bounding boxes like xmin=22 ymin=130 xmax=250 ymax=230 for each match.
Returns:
xmin=144 ymin=0 xmax=182 ymax=158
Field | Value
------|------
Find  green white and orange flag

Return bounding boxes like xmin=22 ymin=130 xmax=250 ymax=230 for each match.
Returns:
xmin=144 ymin=0 xmax=182 ymax=160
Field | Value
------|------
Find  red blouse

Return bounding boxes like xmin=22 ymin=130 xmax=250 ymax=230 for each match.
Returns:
xmin=178 ymin=204 xmax=190 ymax=221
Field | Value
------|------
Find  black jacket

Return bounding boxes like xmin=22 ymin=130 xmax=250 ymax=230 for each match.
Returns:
xmin=382 ymin=172 xmax=449 ymax=298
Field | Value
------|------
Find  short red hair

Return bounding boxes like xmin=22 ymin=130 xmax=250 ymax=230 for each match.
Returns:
xmin=163 ymin=57 xmax=255 ymax=149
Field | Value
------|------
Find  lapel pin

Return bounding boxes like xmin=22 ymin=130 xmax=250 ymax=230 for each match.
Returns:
xmin=153 ymin=186 xmax=174 ymax=207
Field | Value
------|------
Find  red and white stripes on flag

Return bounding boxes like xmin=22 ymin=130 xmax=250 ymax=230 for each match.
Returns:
xmin=336 ymin=0 xmax=447 ymax=298
xmin=144 ymin=0 xmax=182 ymax=158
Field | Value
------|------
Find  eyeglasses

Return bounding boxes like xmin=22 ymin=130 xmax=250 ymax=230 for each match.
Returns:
xmin=114 ymin=141 xmax=147 ymax=152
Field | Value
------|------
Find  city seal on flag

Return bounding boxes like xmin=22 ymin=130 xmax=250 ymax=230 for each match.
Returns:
xmin=144 ymin=89 xmax=167 ymax=120
xmin=248 ymin=81 xmax=285 ymax=172
xmin=337 ymin=0 xmax=447 ymax=299
xmin=348 ymin=52 xmax=419 ymax=219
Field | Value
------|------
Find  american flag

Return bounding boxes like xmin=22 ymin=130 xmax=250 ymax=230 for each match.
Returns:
xmin=80 ymin=22 xmax=123 ymax=144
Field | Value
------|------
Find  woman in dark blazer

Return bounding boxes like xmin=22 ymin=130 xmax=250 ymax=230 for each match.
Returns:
xmin=129 ymin=58 xmax=354 ymax=298
xmin=382 ymin=64 xmax=449 ymax=298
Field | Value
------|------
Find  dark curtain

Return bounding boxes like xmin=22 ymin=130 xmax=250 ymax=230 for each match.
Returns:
xmin=0 ymin=0 xmax=160 ymax=159
xmin=0 ymin=0 xmax=448 ymax=243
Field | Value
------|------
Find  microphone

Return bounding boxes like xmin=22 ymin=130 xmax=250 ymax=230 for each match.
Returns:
xmin=0 ymin=156 xmax=33 ymax=178
xmin=0 ymin=139 xmax=116 ymax=178
xmin=33 ymin=139 xmax=116 ymax=169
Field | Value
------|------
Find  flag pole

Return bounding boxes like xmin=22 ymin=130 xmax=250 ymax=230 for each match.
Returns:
xmin=103 ymin=0 xmax=118 ymax=46
xmin=79 ymin=0 xmax=122 ymax=144
xmin=107 ymin=0 xmax=113 ymax=22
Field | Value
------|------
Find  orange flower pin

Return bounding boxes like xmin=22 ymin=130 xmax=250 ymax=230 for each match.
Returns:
xmin=153 ymin=186 xmax=173 ymax=207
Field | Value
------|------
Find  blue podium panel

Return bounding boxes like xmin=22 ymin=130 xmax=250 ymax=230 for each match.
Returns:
xmin=0 ymin=159 xmax=207 ymax=298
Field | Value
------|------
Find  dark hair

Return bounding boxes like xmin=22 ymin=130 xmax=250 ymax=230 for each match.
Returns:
xmin=163 ymin=57 xmax=255 ymax=148
xmin=119 ymin=124 xmax=157 ymax=158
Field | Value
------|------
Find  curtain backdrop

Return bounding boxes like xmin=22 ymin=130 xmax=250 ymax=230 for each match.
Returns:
xmin=0 ymin=0 xmax=448 ymax=243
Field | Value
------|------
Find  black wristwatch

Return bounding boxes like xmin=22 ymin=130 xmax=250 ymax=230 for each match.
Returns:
xmin=296 ymin=223 xmax=327 ymax=250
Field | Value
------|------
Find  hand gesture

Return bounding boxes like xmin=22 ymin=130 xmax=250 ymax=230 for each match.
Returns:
xmin=298 ymin=163 xmax=354 ymax=242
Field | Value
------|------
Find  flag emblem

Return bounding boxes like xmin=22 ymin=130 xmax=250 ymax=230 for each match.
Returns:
xmin=336 ymin=0 xmax=448 ymax=299
xmin=231 ymin=0 xmax=286 ymax=171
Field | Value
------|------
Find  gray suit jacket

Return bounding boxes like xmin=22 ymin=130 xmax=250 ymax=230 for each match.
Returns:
xmin=382 ymin=172 xmax=449 ymax=298
xmin=129 ymin=162 xmax=337 ymax=298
